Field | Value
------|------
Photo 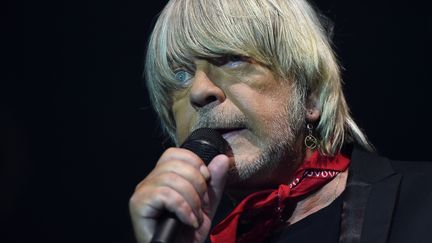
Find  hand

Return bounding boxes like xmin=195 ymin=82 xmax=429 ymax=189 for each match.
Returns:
xmin=129 ymin=147 xmax=230 ymax=243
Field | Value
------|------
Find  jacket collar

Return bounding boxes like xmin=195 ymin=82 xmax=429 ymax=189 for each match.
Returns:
xmin=339 ymin=146 xmax=402 ymax=243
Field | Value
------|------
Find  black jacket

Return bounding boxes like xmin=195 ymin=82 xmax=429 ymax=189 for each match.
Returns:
xmin=340 ymin=147 xmax=432 ymax=243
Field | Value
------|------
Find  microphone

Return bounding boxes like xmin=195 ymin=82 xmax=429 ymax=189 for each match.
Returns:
xmin=150 ymin=128 xmax=230 ymax=243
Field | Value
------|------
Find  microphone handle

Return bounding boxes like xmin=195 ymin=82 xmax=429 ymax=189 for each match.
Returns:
xmin=150 ymin=212 xmax=178 ymax=243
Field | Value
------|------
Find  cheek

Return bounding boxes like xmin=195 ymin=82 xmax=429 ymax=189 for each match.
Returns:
xmin=230 ymin=84 xmax=289 ymax=131
xmin=172 ymin=97 xmax=196 ymax=143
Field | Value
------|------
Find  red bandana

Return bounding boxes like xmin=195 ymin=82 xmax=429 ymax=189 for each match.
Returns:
xmin=210 ymin=151 xmax=350 ymax=243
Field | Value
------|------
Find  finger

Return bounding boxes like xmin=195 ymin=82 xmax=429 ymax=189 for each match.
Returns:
xmin=206 ymin=154 xmax=230 ymax=216
xmin=157 ymin=147 xmax=211 ymax=180
xmin=130 ymin=186 xmax=200 ymax=233
xmin=141 ymin=160 xmax=208 ymax=201
xmin=153 ymin=172 xmax=204 ymax=223
xmin=158 ymin=147 xmax=203 ymax=167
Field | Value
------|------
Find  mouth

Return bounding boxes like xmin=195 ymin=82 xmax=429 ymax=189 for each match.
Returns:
xmin=215 ymin=127 xmax=246 ymax=140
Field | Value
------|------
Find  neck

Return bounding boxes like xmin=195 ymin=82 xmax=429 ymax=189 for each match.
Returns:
xmin=286 ymin=149 xmax=348 ymax=224
xmin=287 ymin=169 xmax=348 ymax=225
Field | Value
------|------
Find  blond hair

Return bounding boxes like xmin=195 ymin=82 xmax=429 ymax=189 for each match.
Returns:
xmin=145 ymin=0 xmax=373 ymax=155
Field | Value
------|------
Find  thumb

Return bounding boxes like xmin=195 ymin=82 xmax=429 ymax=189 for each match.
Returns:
xmin=205 ymin=154 xmax=230 ymax=217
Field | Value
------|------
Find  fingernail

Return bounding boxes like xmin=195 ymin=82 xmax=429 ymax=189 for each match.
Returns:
xmin=190 ymin=212 xmax=199 ymax=229
xmin=200 ymin=165 xmax=211 ymax=181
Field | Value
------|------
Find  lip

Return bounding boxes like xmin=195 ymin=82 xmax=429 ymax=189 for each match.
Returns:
xmin=217 ymin=128 xmax=246 ymax=140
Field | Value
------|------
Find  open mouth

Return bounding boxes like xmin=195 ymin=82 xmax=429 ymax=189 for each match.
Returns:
xmin=215 ymin=127 xmax=246 ymax=140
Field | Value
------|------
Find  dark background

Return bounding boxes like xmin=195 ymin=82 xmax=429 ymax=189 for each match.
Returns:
xmin=2 ymin=0 xmax=431 ymax=242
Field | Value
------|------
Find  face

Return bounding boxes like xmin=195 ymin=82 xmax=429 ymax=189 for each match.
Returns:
xmin=171 ymin=56 xmax=306 ymax=188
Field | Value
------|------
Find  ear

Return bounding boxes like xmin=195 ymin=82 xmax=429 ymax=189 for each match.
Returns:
xmin=306 ymin=92 xmax=321 ymax=123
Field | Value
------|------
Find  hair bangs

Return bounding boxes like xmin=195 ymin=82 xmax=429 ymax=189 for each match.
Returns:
xmin=163 ymin=0 xmax=287 ymax=72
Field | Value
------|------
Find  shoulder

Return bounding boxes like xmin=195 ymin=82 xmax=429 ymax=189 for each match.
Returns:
xmin=388 ymin=159 xmax=432 ymax=200
xmin=350 ymin=145 xmax=432 ymax=183
xmin=349 ymin=146 xmax=432 ymax=242
xmin=352 ymin=145 xmax=432 ymax=207
xmin=390 ymin=159 xmax=432 ymax=177
xmin=378 ymin=157 xmax=432 ymax=242
xmin=349 ymin=146 xmax=432 ymax=204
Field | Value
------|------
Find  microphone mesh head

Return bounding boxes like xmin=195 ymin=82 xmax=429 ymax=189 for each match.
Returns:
xmin=181 ymin=128 xmax=230 ymax=165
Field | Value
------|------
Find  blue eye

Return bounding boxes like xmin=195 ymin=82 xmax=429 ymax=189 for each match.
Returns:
xmin=174 ymin=70 xmax=193 ymax=84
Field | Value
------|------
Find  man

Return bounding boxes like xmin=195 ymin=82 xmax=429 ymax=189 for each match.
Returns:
xmin=129 ymin=0 xmax=432 ymax=242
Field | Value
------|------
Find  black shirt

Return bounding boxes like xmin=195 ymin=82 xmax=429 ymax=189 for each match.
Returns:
xmin=265 ymin=195 xmax=343 ymax=243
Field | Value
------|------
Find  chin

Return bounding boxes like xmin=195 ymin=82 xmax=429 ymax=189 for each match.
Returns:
xmin=225 ymin=147 xmax=286 ymax=189
xmin=221 ymin=120 xmax=303 ymax=188
xmin=224 ymin=136 xmax=304 ymax=190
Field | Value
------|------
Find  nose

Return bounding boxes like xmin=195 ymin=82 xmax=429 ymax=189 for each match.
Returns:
xmin=189 ymin=70 xmax=226 ymax=109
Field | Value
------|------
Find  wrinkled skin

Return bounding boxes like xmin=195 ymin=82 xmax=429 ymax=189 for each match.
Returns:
xmin=129 ymin=58 xmax=321 ymax=242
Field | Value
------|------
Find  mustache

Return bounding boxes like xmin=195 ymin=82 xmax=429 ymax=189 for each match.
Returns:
xmin=191 ymin=108 xmax=248 ymax=131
